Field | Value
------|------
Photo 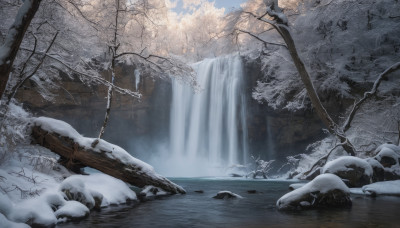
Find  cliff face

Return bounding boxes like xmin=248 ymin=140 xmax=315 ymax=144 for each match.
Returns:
xmin=16 ymin=64 xmax=171 ymax=160
xmin=15 ymin=59 xmax=330 ymax=162
xmin=243 ymin=57 xmax=326 ymax=161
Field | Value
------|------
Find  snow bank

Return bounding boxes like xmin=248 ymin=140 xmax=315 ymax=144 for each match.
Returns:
xmin=277 ymin=174 xmax=351 ymax=210
xmin=362 ymin=180 xmax=400 ymax=197
xmin=0 ymin=171 xmax=137 ymax=226
xmin=0 ymin=213 xmax=29 ymax=228
xmin=9 ymin=192 xmax=58 ymax=227
xmin=33 ymin=117 xmax=155 ymax=173
xmin=61 ymin=174 xmax=137 ymax=207
xmin=55 ymin=201 xmax=89 ymax=221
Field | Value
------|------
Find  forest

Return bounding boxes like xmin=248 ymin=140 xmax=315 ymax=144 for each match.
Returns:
xmin=0 ymin=0 xmax=399 ymax=227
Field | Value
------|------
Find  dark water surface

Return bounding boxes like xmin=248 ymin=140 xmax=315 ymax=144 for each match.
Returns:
xmin=57 ymin=178 xmax=400 ymax=228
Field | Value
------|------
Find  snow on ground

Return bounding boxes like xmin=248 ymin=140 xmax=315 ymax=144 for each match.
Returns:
xmin=0 ymin=213 xmax=29 ymax=228
xmin=0 ymin=172 xmax=137 ymax=226
xmin=33 ymin=117 xmax=154 ymax=173
xmin=362 ymin=180 xmax=400 ymax=196
xmin=0 ymin=148 xmax=138 ymax=226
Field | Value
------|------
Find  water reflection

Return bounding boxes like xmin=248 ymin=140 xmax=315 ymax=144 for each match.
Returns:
xmin=57 ymin=179 xmax=400 ymax=228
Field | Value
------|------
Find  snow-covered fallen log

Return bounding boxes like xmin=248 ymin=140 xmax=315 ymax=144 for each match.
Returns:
xmin=30 ymin=117 xmax=186 ymax=194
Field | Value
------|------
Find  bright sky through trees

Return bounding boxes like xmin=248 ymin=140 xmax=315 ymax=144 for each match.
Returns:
xmin=170 ymin=0 xmax=246 ymax=14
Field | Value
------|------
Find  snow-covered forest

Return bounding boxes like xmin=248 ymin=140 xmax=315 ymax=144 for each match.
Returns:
xmin=1 ymin=0 xmax=400 ymax=227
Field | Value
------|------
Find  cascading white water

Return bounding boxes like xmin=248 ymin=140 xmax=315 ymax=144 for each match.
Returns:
xmin=156 ymin=54 xmax=248 ymax=177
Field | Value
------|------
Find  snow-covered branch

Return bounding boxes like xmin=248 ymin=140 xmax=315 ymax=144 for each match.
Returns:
xmin=7 ymin=31 xmax=59 ymax=104
xmin=18 ymin=48 xmax=141 ymax=98
xmin=343 ymin=61 xmax=400 ymax=132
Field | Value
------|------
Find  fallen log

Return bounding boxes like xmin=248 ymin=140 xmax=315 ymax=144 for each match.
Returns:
xmin=31 ymin=117 xmax=185 ymax=194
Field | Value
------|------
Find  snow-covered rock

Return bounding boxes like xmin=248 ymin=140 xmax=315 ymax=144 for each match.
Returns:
xmin=60 ymin=176 xmax=98 ymax=210
xmin=322 ymin=156 xmax=373 ymax=187
xmin=60 ymin=174 xmax=137 ymax=208
xmin=373 ymin=144 xmax=400 ymax=181
xmin=213 ymin=191 xmax=243 ymax=199
xmin=139 ymin=185 xmax=169 ymax=201
xmin=82 ymin=173 xmax=137 ymax=206
xmin=288 ymin=183 xmax=306 ymax=191
xmin=365 ymin=158 xmax=385 ymax=182
xmin=362 ymin=180 xmax=400 ymax=197
xmin=375 ymin=144 xmax=400 ymax=155
xmin=55 ymin=201 xmax=89 ymax=221
xmin=276 ymin=174 xmax=352 ymax=210
xmin=375 ymin=147 xmax=400 ymax=168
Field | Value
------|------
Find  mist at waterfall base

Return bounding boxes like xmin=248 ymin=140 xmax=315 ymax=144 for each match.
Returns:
xmin=149 ymin=55 xmax=250 ymax=177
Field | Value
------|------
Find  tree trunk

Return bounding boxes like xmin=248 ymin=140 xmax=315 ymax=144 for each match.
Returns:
xmin=32 ymin=125 xmax=186 ymax=194
xmin=276 ymin=25 xmax=355 ymax=155
xmin=0 ymin=0 xmax=42 ymax=99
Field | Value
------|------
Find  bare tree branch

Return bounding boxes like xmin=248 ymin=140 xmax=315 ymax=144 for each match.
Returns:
xmin=343 ymin=61 xmax=400 ymax=132
xmin=19 ymin=48 xmax=141 ymax=98
xmin=7 ymin=31 xmax=59 ymax=104
xmin=302 ymin=142 xmax=344 ymax=178
xmin=235 ymin=29 xmax=287 ymax=48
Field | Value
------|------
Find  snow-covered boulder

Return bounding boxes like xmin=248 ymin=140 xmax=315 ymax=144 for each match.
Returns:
xmin=362 ymin=180 xmax=400 ymax=197
xmin=365 ymin=158 xmax=385 ymax=182
xmin=138 ymin=185 xmax=169 ymax=201
xmin=375 ymin=147 xmax=400 ymax=168
xmin=276 ymin=174 xmax=351 ymax=210
xmin=288 ymin=183 xmax=306 ymax=191
xmin=322 ymin=156 xmax=373 ymax=187
xmin=213 ymin=191 xmax=243 ymax=199
xmin=374 ymin=144 xmax=400 ymax=155
xmin=60 ymin=174 xmax=137 ymax=208
xmin=55 ymin=201 xmax=89 ymax=222
xmin=60 ymin=176 xmax=99 ymax=210
xmin=373 ymin=144 xmax=400 ymax=180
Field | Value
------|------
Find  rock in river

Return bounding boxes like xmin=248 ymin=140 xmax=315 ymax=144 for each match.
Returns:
xmin=276 ymin=174 xmax=352 ymax=210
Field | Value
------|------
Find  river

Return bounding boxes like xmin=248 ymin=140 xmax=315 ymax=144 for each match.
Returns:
xmin=56 ymin=178 xmax=400 ymax=227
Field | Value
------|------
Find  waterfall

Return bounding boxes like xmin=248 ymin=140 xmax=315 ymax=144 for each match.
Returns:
xmin=134 ymin=69 xmax=140 ymax=91
xmin=161 ymin=54 xmax=248 ymax=177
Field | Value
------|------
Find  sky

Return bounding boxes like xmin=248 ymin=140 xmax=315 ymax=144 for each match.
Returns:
xmin=170 ymin=0 xmax=247 ymax=14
